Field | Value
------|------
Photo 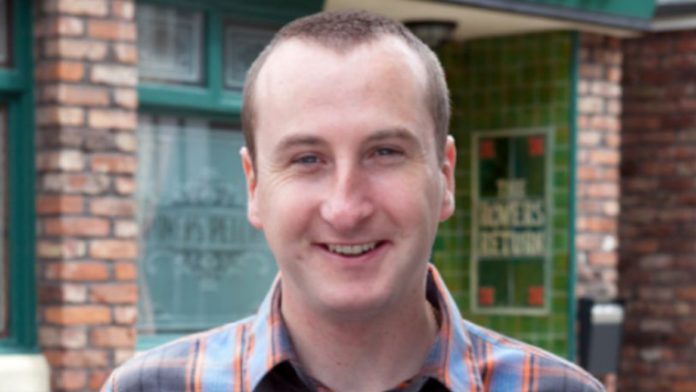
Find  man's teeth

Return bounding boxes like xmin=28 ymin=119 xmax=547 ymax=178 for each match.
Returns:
xmin=327 ymin=242 xmax=377 ymax=256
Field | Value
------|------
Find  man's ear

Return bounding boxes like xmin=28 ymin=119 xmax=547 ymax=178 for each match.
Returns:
xmin=241 ymin=147 xmax=262 ymax=229
xmin=439 ymin=135 xmax=457 ymax=222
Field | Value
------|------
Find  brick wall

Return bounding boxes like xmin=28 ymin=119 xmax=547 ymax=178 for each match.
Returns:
xmin=34 ymin=1 xmax=138 ymax=391
xmin=620 ymin=31 xmax=696 ymax=392
xmin=575 ymin=33 xmax=622 ymax=303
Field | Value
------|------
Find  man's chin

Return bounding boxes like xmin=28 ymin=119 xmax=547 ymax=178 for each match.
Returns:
xmin=313 ymin=290 xmax=395 ymax=322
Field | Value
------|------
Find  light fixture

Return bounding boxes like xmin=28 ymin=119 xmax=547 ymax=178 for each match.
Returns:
xmin=404 ymin=20 xmax=457 ymax=49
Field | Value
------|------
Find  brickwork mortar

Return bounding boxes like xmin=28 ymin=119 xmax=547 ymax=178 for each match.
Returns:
xmin=34 ymin=1 xmax=139 ymax=391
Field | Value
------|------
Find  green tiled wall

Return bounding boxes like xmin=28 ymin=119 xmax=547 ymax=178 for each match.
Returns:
xmin=433 ymin=32 xmax=575 ymax=357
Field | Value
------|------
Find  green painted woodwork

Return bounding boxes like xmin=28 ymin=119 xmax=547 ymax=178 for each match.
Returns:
xmin=520 ymin=0 xmax=656 ymax=20
xmin=0 ymin=0 xmax=37 ymax=353
xmin=138 ymin=0 xmax=323 ymax=113
xmin=434 ymin=31 xmax=577 ymax=358
xmin=0 ymin=70 xmax=25 ymax=91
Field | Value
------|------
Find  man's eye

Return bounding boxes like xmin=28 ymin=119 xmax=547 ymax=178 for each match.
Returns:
xmin=292 ymin=154 xmax=320 ymax=165
xmin=374 ymin=147 xmax=403 ymax=157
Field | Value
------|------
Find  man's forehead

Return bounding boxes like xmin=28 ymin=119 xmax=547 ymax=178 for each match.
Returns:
xmin=255 ymin=35 xmax=428 ymax=95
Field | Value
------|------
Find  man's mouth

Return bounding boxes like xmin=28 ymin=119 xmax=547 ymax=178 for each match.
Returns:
xmin=325 ymin=242 xmax=379 ymax=257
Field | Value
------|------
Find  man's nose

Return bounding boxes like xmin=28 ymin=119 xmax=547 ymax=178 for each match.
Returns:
xmin=319 ymin=164 xmax=375 ymax=232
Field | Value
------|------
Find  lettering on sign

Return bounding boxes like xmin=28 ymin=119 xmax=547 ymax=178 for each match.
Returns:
xmin=142 ymin=175 xmax=269 ymax=284
xmin=471 ymin=129 xmax=553 ymax=313
xmin=477 ymin=179 xmax=546 ymax=257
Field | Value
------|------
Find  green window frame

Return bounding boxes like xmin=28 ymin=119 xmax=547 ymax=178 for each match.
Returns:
xmin=0 ymin=0 xmax=37 ymax=353
xmin=136 ymin=0 xmax=323 ymax=349
xmin=138 ymin=0 xmax=323 ymax=117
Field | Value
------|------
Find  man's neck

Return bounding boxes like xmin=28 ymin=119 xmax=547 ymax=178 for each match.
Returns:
xmin=280 ymin=289 xmax=439 ymax=392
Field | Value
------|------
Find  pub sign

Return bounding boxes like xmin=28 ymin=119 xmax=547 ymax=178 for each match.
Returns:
xmin=471 ymin=128 xmax=553 ymax=315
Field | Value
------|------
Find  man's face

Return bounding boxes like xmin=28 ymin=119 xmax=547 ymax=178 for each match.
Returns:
xmin=241 ymin=37 xmax=456 ymax=319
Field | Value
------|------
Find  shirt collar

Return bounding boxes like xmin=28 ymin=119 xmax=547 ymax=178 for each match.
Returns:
xmin=244 ymin=264 xmax=483 ymax=392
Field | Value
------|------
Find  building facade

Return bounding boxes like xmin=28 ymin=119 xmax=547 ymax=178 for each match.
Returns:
xmin=0 ymin=0 xmax=694 ymax=391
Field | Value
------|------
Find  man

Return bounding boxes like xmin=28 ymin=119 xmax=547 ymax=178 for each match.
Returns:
xmin=103 ymin=10 xmax=604 ymax=392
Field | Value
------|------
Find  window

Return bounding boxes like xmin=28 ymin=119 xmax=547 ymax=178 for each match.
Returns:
xmin=137 ymin=115 xmax=276 ymax=335
xmin=137 ymin=4 xmax=204 ymax=85
xmin=223 ymin=23 xmax=274 ymax=89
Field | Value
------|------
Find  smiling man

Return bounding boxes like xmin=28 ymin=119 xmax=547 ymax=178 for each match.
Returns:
xmin=103 ymin=10 xmax=604 ymax=392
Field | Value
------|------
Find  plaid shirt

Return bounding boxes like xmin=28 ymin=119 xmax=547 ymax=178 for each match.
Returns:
xmin=102 ymin=265 xmax=604 ymax=392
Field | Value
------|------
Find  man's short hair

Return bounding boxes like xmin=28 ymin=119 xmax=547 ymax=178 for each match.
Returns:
xmin=241 ymin=10 xmax=451 ymax=164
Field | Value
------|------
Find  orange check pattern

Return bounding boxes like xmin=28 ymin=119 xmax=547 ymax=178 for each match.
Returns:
xmin=102 ymin=265 xmax=604 ymax=391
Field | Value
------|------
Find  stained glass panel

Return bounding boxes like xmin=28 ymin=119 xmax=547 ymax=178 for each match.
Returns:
xmin=223 ymin=23 xmax=274 ymax=89
xmin=137 ymin=4 xmax=203 ymax=85
xmin=471 ymin=128 xmax=553 ymax=315
xmin=137 ymin=114 xmax=277 ymax=334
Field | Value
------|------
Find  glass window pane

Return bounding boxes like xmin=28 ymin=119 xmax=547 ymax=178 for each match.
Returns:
xmin=0 ymin=0 xmax=8 ymax=66
xmin=137 ymin=4 xmax=203 ymax=85
xmin=224 ymin=23 xmax=274 ymax=90
xmin=0 ymin=107 xmax=7 ymax=337
xmin=137 ymin=114 xmax=277 ymax=335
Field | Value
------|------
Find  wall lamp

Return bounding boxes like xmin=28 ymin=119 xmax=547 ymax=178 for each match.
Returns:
xmin=404 ymin=20 xmax=457 ymax=49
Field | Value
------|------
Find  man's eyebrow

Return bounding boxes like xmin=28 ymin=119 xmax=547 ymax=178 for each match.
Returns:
xmin=273 ymin=134 xmax=326 ymax=154
xmin=272 ymin=128 xmax=421 ymax=155
xmin=364 ymin=128 xmax=422 ymax=145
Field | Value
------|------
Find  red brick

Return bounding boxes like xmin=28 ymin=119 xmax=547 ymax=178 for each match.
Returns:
xmin=114 ymin=262 xmax=137 ymax=280
xmin=44 ymin=217 xmax=110 ymax=237
xmin=44 ymin=306 xmax=111 ymax=325
xmin=113 ymin=306 xmax=137 ymax=324
xmin=112 ymin=0 xmax=135 ymax=20
xmin=53 ymin=369 xmax=87 ymax=391
xmin=41 ymin=173 xmax=111 ymax=194
xmin=37 ymin=239 xmax=87 ymax=259
xmin=115 ymin=220 xmax=138 ymax=238
xmin=39 ymin=326 xmax=87 ymax=349
xmin=674 ymin=382 xmax=696 ymax=392
xmin=42 ymin=85 xmax=110 ymax=106
xmin=589 ymin=251 xmax=618 ymax=267
xmin=91 ymin=65 xmax=137 ymax=86
xmin=115 ymin=176 xmax=136 ymax=195
xmin=90 ymin=326 xmax=136 ymax=348
xmin=44 ymin=261 xmax=110 ymax=281
xmin=44 ymin=349 xmax=109 ymax=368
xmin=37 ymin=150 xmax=86 ymax=171
xmin=36 ymin=16 xmax=85 ymax=37
xmin=114 ymin=43 xmax=138 ymax=64
xmin=89 ymin=239 xmax=138 ymax=260
xmin=577 ymin=217 xmax=617 ymax=232
xmin=89 ymin=197 xmax=135 ymax=217
xmin=90 ymin=370 xmax=110 ymax=391
xmin=91 ymin=154 xmax=136 ymax=174
xmin=44 ymin=38 xmax=108 ymax=61
xmin=37 ymin=106 xmax=84 ymax=126
xmin=88 ymin=109 xmax=137 ymax=129
xmin=90 ymin=283 xmax=137 ymax=304
xmin=36 ymin=61 xmax=85 ymax=82
xmin=49 ymin=0 xmax=108 ymax=17
xmin=676 ymin=287 xmax=696 ymax=300
xmin=115 ymin=132 xmax=137 ymax=152
xmin=39 ymin=284 xmax=87 ymax=303
xmin=112 ymin=89 xmax=138 ymax=111
xmin=37 ymin=195 xmax=84 ymax=214
xmin=88 ymin=20 xmax=136 ymax=41
xmin=589 ymin=150 xmax=620 ymax=165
